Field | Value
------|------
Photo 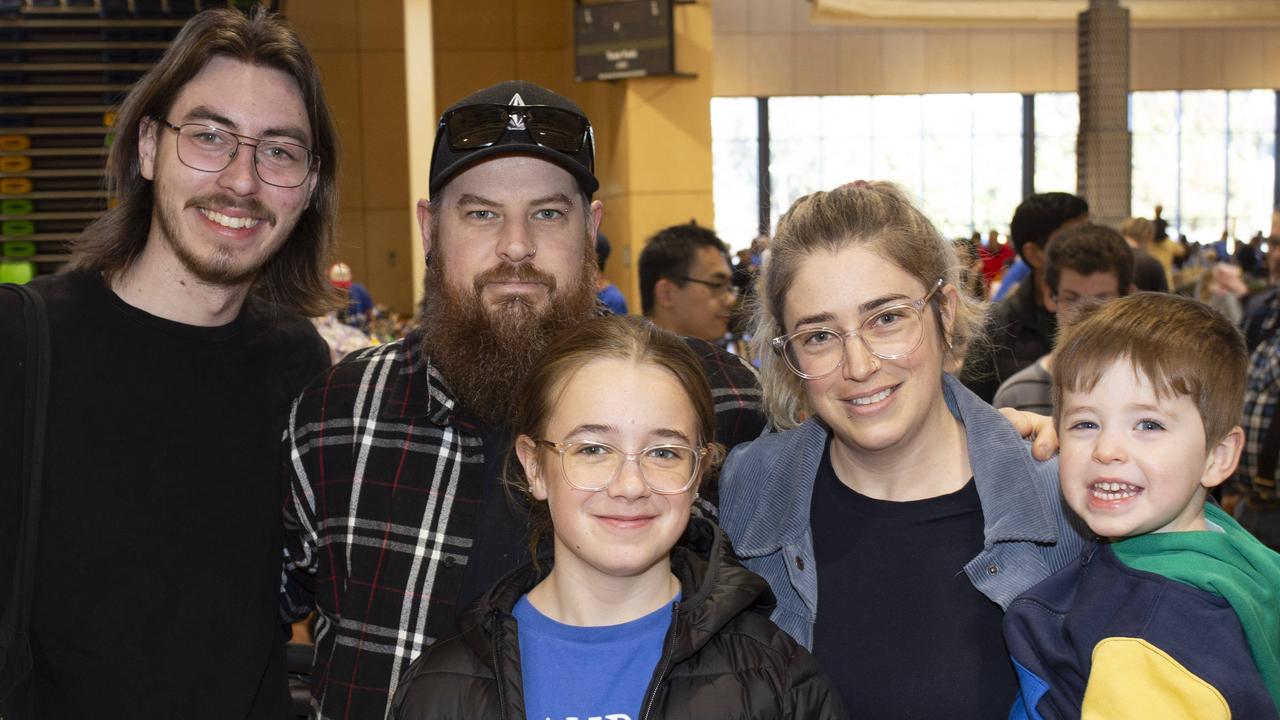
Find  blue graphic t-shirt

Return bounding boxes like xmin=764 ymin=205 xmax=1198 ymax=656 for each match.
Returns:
xmin=513 ymin=592 xmax=678 ymax=720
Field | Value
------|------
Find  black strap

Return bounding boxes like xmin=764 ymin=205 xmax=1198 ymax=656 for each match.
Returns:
xmin=0 ymin=282 xmax=49 ymax=706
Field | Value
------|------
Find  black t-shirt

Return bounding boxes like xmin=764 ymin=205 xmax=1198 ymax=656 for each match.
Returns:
xmin=810 ymin=445 xmax=1018 ymax=719
xmin=455 ymin=420 xmax=532 ymax=611
xmin=0 ymin=270 xmax=329 ymax=718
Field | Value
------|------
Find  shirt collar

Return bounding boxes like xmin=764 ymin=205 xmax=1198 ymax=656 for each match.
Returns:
xmin=384 ymin=327 xmax=459 ymax=426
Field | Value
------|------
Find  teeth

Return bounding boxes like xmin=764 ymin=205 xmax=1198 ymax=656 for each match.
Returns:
xmin=1091 ymin=481 xmax=1141 ymax=501
xmin=851 ymin=387 xmax=893 ymax=406
xmin=202 ymin=208 xmax=260 ymax=230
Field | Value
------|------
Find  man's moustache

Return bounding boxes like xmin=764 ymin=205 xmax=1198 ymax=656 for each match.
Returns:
xmin=185 ymin=194 xmax=276 ymax=225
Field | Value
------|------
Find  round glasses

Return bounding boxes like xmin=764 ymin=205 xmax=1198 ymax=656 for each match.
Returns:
xmin=535 ymin=439 xmax=706 ymax=495
xmin=158 ymin=119 xmax=317 ymax=188
xmin=772 ymin=278 xmax=945 ymax=379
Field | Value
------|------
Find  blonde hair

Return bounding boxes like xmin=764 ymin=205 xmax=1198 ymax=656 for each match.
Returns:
xmin=1119 ymin=217 xmax=1155 ymax=246
xmin=751 ymin=181 xmax=987 ymax=428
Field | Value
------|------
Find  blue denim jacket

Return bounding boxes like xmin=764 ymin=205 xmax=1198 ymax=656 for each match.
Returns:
xmin=718 ymin=373 xmax=1086 ymax=650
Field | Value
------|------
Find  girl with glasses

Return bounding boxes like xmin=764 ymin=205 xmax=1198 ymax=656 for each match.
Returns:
xmin=392 ymin=315 xmax=845 ymax=720
xmin=718 ymin=181 xmax=1085 ymax=718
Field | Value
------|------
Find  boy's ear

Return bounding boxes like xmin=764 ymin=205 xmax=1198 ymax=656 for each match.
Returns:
xmin=515 ymin=435 xmax=548 ymax=500
xmin=1201 ymin=426 xmax=1245 ymax=490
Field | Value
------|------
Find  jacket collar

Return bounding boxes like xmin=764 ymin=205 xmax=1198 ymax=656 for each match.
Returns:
xmin=457 ymin=519 xmax=773 ymax=666
xmin=941 ymin=374 xmax=1060 ymax=546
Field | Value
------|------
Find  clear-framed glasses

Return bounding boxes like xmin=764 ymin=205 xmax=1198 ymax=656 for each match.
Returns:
xmin=681 ymin=276 xmax=739 ymax=298
xmin=535 ymin=439 xmax=707 ymax=495
xmin=157 ymin=119 xmax=318 ymax=188
xmin=771 ymin=278 xmax=945 ymax=380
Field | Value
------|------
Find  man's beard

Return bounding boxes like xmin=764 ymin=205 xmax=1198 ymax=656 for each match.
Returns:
xmin=419 ymin=240 xmax=598 ymax=427
xmin=154 ymin=177 xmax=279 ymax=287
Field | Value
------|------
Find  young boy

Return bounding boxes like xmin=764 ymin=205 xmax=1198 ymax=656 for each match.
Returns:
xmin=1003 ymin=293 xmax=1280 ymax=719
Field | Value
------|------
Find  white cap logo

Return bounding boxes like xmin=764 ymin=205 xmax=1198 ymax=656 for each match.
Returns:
xmin=507 ymin=93 xmax=526 ymax=130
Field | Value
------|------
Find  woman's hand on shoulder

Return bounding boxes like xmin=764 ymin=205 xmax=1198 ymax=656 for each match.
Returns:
xmin=998 ymin=407 xmax=1059 ymax=461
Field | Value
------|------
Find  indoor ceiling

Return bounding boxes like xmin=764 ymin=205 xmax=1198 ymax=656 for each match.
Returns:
xmin=811 ymin=0 xmax=1280 ymax=26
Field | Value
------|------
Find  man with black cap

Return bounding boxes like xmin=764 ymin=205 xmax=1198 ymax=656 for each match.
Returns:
xmin=281 ymin=81 xmax=764 ymax=719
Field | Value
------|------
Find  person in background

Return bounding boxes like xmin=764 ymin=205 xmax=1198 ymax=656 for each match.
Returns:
xmin=718 ymin=181 xmax=1085 ymax=719
xmin=282 ymin=80 xmax=765 ymax=719
xmin=1004 ymin=293 xmax=1280 ymax=718
xmin=1146 ymin=207 xmax=1184 ymax=286
xmin=392 ymin=315 xmax=846 ymax=720
xmin=962 ymin=192 xmax=1089 ymax=402
xmin=980 ymin=228 xmax=1015 ymax=290
xmin=0 ymin=8 xmax=336 ymax=717
xmin=326 ymin=260 xmax=375 ymax=326
xmin=594 ymin=232 xmax=628 ymax=315
xmin=638 ymin=222 xmax=738 ymax=344
xmin=1117 ymin=216 xmax=1169 ymax=293
xmin=994 ymin=223 xmax=1134 ymax=415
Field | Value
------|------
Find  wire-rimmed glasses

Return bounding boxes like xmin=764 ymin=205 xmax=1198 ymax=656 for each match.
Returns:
xmin=534 ymin=439 xmax=706 ymax=495
xmin=771 ymin=278 xmax=945 ymax=379
xmin=158 ymin=119 xmax=317 ymax=188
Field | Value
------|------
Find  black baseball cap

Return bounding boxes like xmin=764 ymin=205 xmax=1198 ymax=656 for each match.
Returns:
xmin=429 ymin=80 xmax=599 ymax=198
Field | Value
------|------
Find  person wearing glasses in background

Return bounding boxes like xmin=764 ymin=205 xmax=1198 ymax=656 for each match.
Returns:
xmin=639 ymin=222 xmax=739 ymax=345
xmin=717 ymin=181 xmax=1086 ymax=718
xmin=391 ymin=315 xmax=846 ymax=720
xmin=0 ymin=9 xmax=336 ymax=718
xmin=281 ymin=81 xmax=765 ymax=719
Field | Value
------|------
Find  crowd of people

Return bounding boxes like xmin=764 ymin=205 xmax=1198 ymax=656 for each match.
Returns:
xmin=2 ymin=8 xmax=1279 ymax=720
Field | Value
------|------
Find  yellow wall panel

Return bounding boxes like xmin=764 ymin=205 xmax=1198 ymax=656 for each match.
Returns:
xmin=359 ymin=51 xmax=410 ymax=208
xmin=712 ymin=34 xmax=751 ymax=96
xmin=433 ymin=49 xmax=518 ymax=106
xmin=513 ymin=49 xmax=575 ymax=97
xmin=514 ymin=0 xmax=569 ymax=50
xmin=288 ymin=0 xmax=358 ymax=51
xmin=837 ymin=31 xmax=884 ymax=95
xmin=881 ymin=31 xmax=927 ymax=93
xmin=747 ymin=35 xmax=795 ymax=97
xmin=358 ymin=0 xmax=406 ymax=50
xmin=1010 ymin=31 xmax=1056 ymax=91
xmin=1266 ymin=29 xmax=1280 ymax=87
xmin=1051 ymin=29 xmax=1076 ymax=91
xmin=1180 ymin=29 xmax=1226 ymax=90
xmin=432 ymin=0 xmax=514 ymax=50
xmin=749 ymin=0 xmax=793 ymax=35
xmin=362 ymin=208 xmax=417 ymax=316
xmin=714 ymin=0 xmax=748 ymax=36
xmin=793 ymin=34 xmax=840 ymax=96
xmin=1221 ymin=30 xmax=1268 ymax=89
xmin=923 ymin=31 xmax=970 ymax=92
xmin=334 ymin=207 xmax=367 ymax=281
xmin=311 ymin=50 xmax=365 ymax=208
xmin=967 ymin=31 xmax=1014 ymax=92
xmin=1132 ymin=30 xmax=1179 ymax=91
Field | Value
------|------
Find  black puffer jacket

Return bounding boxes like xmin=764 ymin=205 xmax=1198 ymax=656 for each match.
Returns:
xmin=391 ymin=519 xmax=847 ymax=720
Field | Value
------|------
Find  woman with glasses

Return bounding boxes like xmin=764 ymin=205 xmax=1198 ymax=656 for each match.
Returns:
xmin=392 ymin=315 xmax=846 ymax=720
xmin=718 ymin=181 xmax=1085 ymax=718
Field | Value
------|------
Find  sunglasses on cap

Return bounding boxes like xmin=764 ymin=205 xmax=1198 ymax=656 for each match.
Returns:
xmin=440 ymin=103 xmax=592 ymax=157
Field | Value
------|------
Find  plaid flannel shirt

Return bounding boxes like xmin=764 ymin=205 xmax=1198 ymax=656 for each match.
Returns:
xmin=1242 ymin=292 xmax=1280 ymax=505
xmin=282 ymin=326 xmax=764 ymax=719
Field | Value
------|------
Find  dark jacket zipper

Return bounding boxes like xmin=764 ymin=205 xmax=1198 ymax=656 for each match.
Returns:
xmin=490 ymin=609 xmax=513 ymax=720
xmin=638 ymin=601 xmax=681 ymax=720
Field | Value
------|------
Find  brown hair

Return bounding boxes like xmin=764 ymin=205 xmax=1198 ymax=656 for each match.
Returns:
xmin=70 ymin=7 xmax=342 ymax=317
xmin=508 ymin=315 xmax=724 ymax=562
xmin=1044 ymin=223 xmax=1134 ymax=296
xmin=1052 ymin=292 xmax=1248 ymax=446
xmin=751 ymin=181 xmax=987 ymax=428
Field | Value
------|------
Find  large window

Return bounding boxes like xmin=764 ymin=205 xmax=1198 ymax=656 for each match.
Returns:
xmin=1132 ymin=89 xmax=1277 ymax=242
xmin=710 ymin=97 xmax=760 ymax=251
xmin=764 ymin=93 xmax=1022 ymax=239
xmin=712 ymin=90 xmax=1277 ymax=250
